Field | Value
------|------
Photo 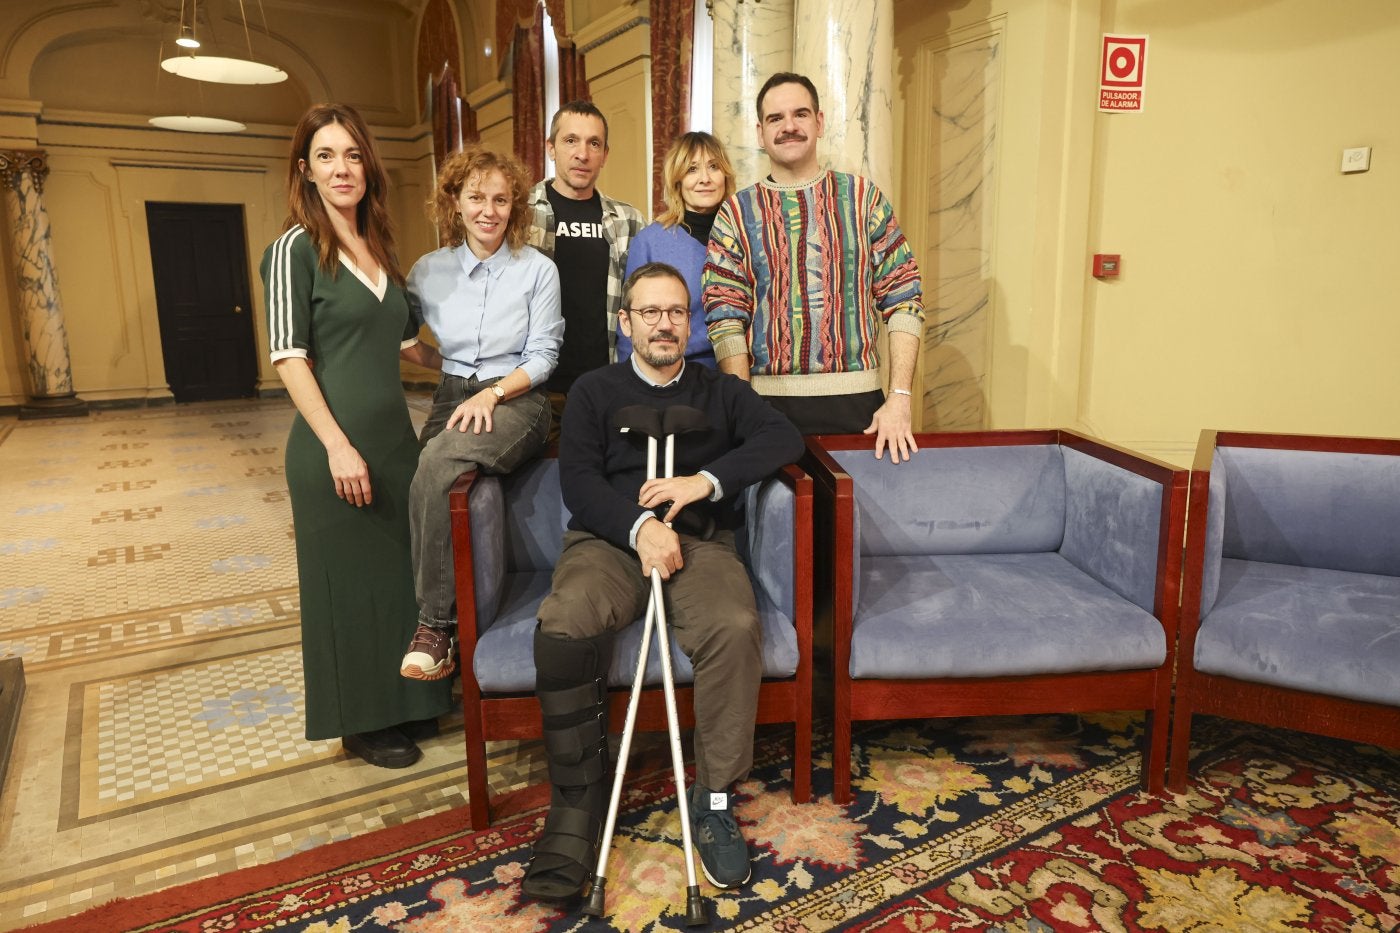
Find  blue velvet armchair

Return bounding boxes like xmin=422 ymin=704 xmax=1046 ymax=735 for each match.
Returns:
xmin=1168 ymin=430 xmax=1400 ymax=791
xmin=450 ymin=455 xmax=814 ymax=829
xmin=807 ymin=430 xmax=1187 ymax=802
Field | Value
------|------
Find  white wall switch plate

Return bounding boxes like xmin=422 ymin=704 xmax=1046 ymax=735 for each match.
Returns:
xmin=1341 ymin=146 xmax=1372 ymax=173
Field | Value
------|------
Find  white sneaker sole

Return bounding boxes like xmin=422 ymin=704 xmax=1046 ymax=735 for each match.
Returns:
xmin=400 ymin=652 xmax=455 ymax=681
xmin=698 ymin=855 xmax=751 ymax=889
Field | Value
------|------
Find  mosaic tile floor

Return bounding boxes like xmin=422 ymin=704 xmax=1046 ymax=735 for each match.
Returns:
xmin=0 ymin=398 xmax=550 ymax=928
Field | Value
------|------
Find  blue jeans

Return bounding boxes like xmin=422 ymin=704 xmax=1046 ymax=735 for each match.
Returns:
xmin=409 ymin=374 xmax=551 ymax=627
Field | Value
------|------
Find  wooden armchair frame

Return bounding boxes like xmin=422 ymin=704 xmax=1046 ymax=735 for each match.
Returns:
xmin=450 ymin=460 xmax=815 ymax=829
xmin=1167 ymin=430 xmax=1400 ymax=792
xmin=807 ymin=429 xmax=1187 ymax=803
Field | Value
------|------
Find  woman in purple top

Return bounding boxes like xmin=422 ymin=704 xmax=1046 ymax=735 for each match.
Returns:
xmin=618 ymin=132 xmax=736 ymax=368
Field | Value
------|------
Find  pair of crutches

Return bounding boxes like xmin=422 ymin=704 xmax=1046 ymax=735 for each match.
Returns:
xmin=583 ymin=404 xmax=709 ymax=927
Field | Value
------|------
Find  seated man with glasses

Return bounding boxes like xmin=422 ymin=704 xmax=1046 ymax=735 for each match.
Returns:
xmin=521 ymin=261 xmax=802 ymax=904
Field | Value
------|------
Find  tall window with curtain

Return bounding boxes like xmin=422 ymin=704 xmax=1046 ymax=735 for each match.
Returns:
xmin=689 ymin=1 xmax=713 ymax=134
xmin=649 ymin=0 xmax=697 ymax=209
xmin=511 ymin=12 xmax=546 ymax=179
xmin=508 ymin=0 xmax=588 ymax=183
xmin=417 ymin=0 xmax=475 ymax=166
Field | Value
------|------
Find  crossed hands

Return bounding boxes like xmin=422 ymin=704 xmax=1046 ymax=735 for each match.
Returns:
xmin=635 ymin=474 xmax=714 ymax=579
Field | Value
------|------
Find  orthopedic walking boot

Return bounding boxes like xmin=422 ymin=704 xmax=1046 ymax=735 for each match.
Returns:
xmin=520 ymin=628 xmax=614 ymax=904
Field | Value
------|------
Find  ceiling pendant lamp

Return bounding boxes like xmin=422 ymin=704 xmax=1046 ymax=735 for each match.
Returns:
xmin=148 ymin=115 xmax=247 ymax=133
xmin=161 ymin=0 xmax=288 ymax=86
xmin=174 ymin=0 xmax=200 ymax=47
xmin=149 ymin=0 xmax=254 ymax=133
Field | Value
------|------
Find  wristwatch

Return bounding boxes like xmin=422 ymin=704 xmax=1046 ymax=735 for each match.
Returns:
xmin=491 ymin=384 xmax=506 ymax=401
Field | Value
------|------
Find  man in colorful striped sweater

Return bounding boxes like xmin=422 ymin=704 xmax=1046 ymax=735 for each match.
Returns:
xmin=702 ymin=72 xmax=925 ymax=462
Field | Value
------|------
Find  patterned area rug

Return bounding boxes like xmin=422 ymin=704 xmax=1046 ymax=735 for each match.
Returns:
xmin=22 ymin=715 xmax=1400 ymax=932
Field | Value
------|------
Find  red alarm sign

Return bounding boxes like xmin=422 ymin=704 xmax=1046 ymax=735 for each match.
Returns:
xmin=1100 ymin=35 xmax=1147 ymax=112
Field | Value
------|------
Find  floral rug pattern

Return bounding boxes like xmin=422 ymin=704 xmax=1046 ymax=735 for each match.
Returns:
xmin=33 ymin=716 xmax=1400 ymax=933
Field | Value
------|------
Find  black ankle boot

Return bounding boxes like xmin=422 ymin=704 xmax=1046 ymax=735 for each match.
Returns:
xmin=520 ymin=627 xmax=614 ymax=903
xmin=343 ymin=727 xmax=420 ymax=769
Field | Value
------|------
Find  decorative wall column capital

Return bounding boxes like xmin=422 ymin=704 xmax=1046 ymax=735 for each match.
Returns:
xmin=0 ymin=148 xmax=49 ymax=193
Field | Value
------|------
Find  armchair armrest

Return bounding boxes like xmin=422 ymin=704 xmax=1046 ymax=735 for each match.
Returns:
xmin=1058 ymin=432 xmax=1187 ymax=624
xmin=746 ymin=463 xmax=813 ymax=623
xmin=448 ymin=469 xmax=506 ymax=649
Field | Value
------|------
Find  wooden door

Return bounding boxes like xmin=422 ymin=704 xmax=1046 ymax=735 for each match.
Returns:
xmin=147 ymin=202 xmax=257 ymax=402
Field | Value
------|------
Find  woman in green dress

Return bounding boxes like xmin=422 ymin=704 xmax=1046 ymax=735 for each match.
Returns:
xmin=260 ymin=103 xmax=451 ymax=768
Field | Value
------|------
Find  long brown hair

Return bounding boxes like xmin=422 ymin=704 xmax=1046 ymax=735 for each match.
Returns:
xmin=430 ymin=147 xmax=533 ymax=252
xmin=656 ymin=132 xmax=736 ymax=229
xmin=284 ymin=103 xmax=404 ymax=285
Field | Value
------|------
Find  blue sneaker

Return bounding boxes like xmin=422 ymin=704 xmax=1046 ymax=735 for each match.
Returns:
xmin=689 ymin=782 xmax=751 ymax=888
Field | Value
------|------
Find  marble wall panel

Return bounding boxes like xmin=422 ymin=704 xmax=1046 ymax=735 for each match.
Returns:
xmin=910 ymin=27 xmax=1000 ymax=431
xmin=709 ymin=0 xmax=795 ymax=188
xmin=793 ymin=0 xmax=894 ymax=193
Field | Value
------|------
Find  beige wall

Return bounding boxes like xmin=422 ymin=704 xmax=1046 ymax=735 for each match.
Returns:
xmin=894 ymin=0 xmax=1400 ymax=461
xmin=1082 ymin=0 xmax=1400 ymax=462
xmin=574 ymin=3 xmax=652 ymax=217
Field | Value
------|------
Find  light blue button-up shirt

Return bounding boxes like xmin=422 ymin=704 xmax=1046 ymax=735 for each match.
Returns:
xmin=406 ymin=242 xmax=564 ymax=386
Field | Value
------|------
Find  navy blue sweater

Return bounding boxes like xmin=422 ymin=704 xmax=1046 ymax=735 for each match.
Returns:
xmin=559 ymin=360 xmax=804 ymax=549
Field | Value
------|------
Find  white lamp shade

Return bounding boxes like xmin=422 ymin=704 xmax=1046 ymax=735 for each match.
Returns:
xmin=161 ymin=55 xmax=288 ymax=85
xmin=148 ymin=115 xmax=248 ymax=133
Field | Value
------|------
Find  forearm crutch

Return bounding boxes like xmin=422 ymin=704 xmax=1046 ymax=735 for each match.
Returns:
xmin=585 ymin=406 xmax=708 ymax=926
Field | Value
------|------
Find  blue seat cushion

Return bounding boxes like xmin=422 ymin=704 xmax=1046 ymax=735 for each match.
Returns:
xmin=849 ymin=553 xmax=1165 ymax=679
xmin=1194 ymin=558 xmax=1400 ymax=706
xmin=473 ymin=571 xmax=800 ymax=694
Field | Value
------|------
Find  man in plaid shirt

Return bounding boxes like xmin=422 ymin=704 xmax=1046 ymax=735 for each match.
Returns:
xmin=528 ymin=100 xmax=645 ymax=431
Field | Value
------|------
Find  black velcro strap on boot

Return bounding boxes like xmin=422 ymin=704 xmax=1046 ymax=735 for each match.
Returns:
xmin=541 ymin=711 xmax=605 ymax=761
xmin=537 ymin=680 xmax=607 ymax=718
xmin=522 ymin=627 xmax=618 ymax=905
xmin=540 ymin=715 xmax=607 ymax=785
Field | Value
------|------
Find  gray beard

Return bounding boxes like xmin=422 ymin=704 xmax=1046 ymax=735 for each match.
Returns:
xmin=639 ymin=338 xmax=682 ymax=369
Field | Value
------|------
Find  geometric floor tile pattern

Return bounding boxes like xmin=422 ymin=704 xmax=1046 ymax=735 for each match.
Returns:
xmin=0 ymin=398 xmax=550 ymax=928
xmin=84 ymin=646 xmax=337 ymax=817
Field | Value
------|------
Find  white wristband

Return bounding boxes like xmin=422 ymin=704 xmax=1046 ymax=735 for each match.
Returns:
xmin=891 ymin=388 xmax=912 ymax=397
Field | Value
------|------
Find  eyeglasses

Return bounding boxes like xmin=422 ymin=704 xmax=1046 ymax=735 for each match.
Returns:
xmin=625 ymin=306 xmax=689 ymax=326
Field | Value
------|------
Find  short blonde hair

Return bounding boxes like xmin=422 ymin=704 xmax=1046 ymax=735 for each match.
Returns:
xmin=429 ymin=147 xmax=532 ymax=251
xmin=656 ymin=132 xmax=737 ymax=229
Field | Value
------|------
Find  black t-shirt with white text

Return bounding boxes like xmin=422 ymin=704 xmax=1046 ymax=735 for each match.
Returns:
xmin=545 ymin=185 xmax=609 ymax=393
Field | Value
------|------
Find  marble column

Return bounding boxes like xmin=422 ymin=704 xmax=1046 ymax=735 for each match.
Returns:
xmin=0 ymin=149 xmax=85 ymax=418
xmin=917 ymin=32 xmax=1001 ymax=432
xmin=793 ymin=0 xmax=894 ymax=192
xmin=707 ymin=0 xmax=795 ymax=188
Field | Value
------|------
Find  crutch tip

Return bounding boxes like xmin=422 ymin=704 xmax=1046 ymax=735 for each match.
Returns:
xmin=579 ymin=874 xmax=607 ymax=913
xmin=581 ymin=878 xmax=607 ymax=917
xmin=684 ymin=886 xmax=708 ymax=926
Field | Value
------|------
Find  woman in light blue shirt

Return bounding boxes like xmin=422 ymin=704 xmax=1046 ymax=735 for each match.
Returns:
xmin=398 ymin=147 xmax=563 ymax=683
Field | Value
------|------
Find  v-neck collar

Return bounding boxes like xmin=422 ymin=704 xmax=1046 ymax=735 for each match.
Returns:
xmin=338 ymin=251 xmax=387 ymax=301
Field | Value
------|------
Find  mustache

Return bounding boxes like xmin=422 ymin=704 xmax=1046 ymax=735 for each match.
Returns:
xmin=775 ymin=132 xmax=807 ymax=144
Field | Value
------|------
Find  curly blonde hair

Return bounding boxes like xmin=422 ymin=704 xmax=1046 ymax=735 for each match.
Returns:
xmin=429 ymin=147 xmax=533 ymax=251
